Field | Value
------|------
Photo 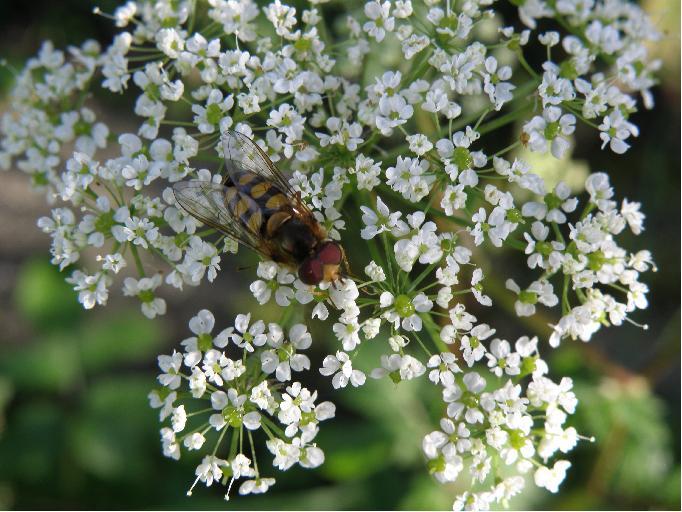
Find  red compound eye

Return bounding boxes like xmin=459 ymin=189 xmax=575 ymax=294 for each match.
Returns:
xmin=316 ymin=242 xmax=343 ymax=265
xmin=298 ymin=258 xmax=323 ymax=285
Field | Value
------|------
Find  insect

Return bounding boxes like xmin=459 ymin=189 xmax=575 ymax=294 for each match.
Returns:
xmin=173 ymin=130 xmax=347 ymax=285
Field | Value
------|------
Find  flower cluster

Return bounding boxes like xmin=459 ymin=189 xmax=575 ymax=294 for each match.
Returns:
xmin=1 ymin=0 xmax=660 ymax=508
xmin=150 ymin=309 xmax=334 ymax=499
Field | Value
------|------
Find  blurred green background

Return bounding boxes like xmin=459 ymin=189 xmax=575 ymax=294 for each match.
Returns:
xmin=0 ymin=0 xmax=679 ymax=509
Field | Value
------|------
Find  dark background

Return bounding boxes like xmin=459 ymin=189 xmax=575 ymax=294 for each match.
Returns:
xmin=0 ymin=0 xmax=679 ymax=509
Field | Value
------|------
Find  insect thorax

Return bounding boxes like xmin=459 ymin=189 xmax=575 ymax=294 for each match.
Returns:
xmin=274 ymin=217 xmax=319 ymax=263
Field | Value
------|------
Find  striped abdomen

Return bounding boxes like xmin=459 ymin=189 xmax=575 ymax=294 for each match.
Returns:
xmin=224 ymin=170 xmax=292 ymax=239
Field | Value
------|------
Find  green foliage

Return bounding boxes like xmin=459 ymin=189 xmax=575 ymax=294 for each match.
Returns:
xmin=0 ymin=335 xmax=82 ymax=392
xmin=575 ymin=377 xmax=675 ymax=502
xmin=14 ymin=258 xmax=82 ymax=331
xmin=70 ymin=377 xmax=157 ymax=481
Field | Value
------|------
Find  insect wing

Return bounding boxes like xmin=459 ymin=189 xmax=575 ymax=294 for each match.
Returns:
xmin=221 ymin=130 xmax=311 ymax=214
xmin=173 ymin=180 xmax=266 ymax=255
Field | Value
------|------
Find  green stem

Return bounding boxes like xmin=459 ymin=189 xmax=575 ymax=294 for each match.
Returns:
xmin=407 ymin=261 xmax=440 ymax=293
xmin=516 ymin=50 xmax=539 ymax=79
xmin=130 ymin=244 xmax=146 ymax=277
xmin=411 ymin=328 xmax=435 ymax=357
xmin=421 ymin=313 xmax=450 ymax=354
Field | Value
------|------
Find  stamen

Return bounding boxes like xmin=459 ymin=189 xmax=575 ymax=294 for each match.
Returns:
xmin=625 ymin=317 xmax=649 ymax=330
xmin=186 ymin=474 xmax=201 ymax=496
xmin=224 ymin=476 xmax=236 ymax=501
xmin=92 ymin=7 xmax=116 ymax=20
xmin=0 ymin=59 xmax=19 ymax=78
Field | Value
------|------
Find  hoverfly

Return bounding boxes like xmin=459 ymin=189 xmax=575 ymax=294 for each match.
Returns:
xmin=173 ymin=131 xmax=346 ymax=285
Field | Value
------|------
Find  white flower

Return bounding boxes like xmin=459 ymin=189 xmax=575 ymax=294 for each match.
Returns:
xmin=231 ymin=313 xmax=267 ymax=352
xmin=353 ymin=154 xmax=382 ymax=191
xmin=385 ymin=156 xmax=432 ymax=202
xmin=180 ymin=309 xmax=233 ymax=367
xmin=192 ymin=89 xmax=234 ymax=134
xmin=441 ymin=184 xmax=467 ymax=216
xmin=250 ymin=381 xmax=276 ymax=413
xmin=485 ymin=339 xmax=521 ymax=377
xmin=183 ymin=432 xmax=206 ymax=451
xmin=599 ymin=110 xmax=638 ymax=154
xmin=393 ymin=214 xmax=442 ymax=272
xmin=407 ymin=133 xmax=434 ymax=156
xmin=66 ymin=270 xmax=110 ymax=309
xmin=171 ymin=405 xmax=187 ymax=433
xmin=123 ymin=274 xmax=166 ymax=318
xmin=156 ymin=28 xmax=184 ymax=59
xmin=437 ymin=128 xmax=486 ymax=185
xmin=98 ymin=252 xmax=127 ymax=274
xmin=267 ymin=438 xmax=300 ymax=470
xmin=188 ymin=455 xmax=228 ymax=495
xmin=363 ymin=1 xmax=395 ymax=42
xmin=470 ymin=268 xmax=492 ymax=306
xmin=379 ymin=291 xmax=433 ymax=332
xmin=157 ymin=351 xmax=183 ymax=390
xmin=370 ymin=354 xmax=425 ymax=381
xmin=522 ymin=182 xmax=578 ymax=224
xmin=427 ymin=352 xmax=461 ymax=386
xmin=523 ymin=221 xmax=565 ymax=272
xmin=585 ymin=172 xmax=615 ymax=212
xmin=161 ymin=428 xmax=180 ymax=460
xmin=277 ymin=382 xmax=317 ymax=426
xmin=112 ymin=209 xmax=159 ymax=249
xmin=621 ymin=199 xmax=645 ymax=234
xmin=362 ymin=318 xmax=381 ymax=339
xmin=461 ymin=323 xmax=495 ymax=367
xmin=239 ymin=477 xmax=276 ymax=495
xmin=316 ymin=117 xmax=363 ymax=151
xmin=522 ymin=107 xmax=576 ymax=159
xmin=360 ymin=196 xmax=406 ymax=240
xmin=260 ymin=324 xmax=312 ymax=382
xmin=250 ymin=262 xmax=295 ymax=306
xmin=332 ymin=318 xmax=361 ymax=351
xmin=443 ymin=372 xmax=491 ymax=423
xmin=320 ymin=351 xmax=366 ymax=388
xmin=537 ymin=68 xmax=575 ymax=106
xmin=534 ymin=460 xmax=571 ymax=493
xmin=230 ymin=453 xmax=256 ymax=479
xmin=506 ymin=278 xmax=558 ymax=317
xmin=264 ymin=0 xmax=297 ymax=36
xmin=483 ymin=56 xmax=515 ymax=110
xmin=180 ymin=236 xmax=221 ymax=284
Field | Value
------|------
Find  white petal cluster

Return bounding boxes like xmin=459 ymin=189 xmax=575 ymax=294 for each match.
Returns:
xmin=1 ymin=0 xmax=661 ymax=508
xmin=150 ymin=309 xmax=334 ymax=499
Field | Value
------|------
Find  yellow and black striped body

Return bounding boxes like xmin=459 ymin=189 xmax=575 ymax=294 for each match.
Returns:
xmin=225 ymin=170 xmax=319 ymax=263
